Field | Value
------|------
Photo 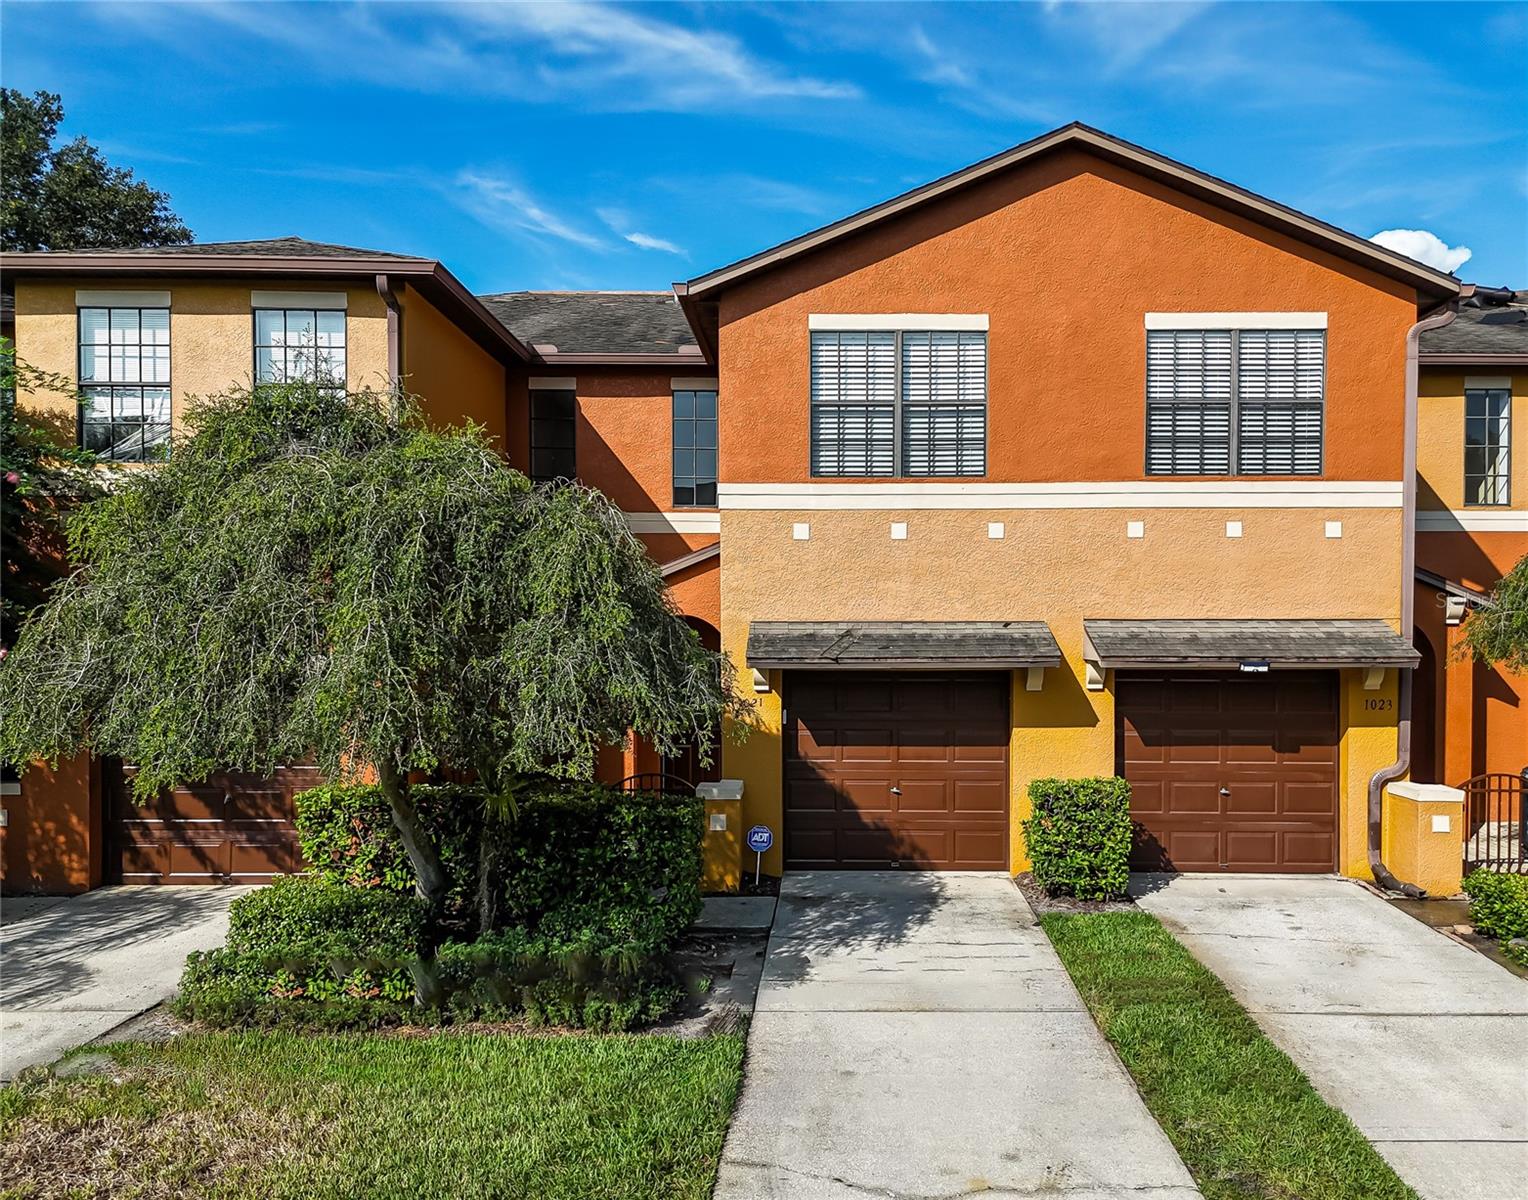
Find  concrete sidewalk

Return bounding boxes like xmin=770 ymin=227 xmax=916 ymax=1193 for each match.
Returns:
xmin=714 ymin=872 xmax=1199 ymax=1200
xmin=2 ymin=886 xmax=249 ymax=1080
xmin=1134 ymin=874 xmax=1528 ymax=1200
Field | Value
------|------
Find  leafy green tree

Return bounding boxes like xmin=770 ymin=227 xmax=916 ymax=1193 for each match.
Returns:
xmin=1461 ymin=554 xmax=1528 ymax=675
xmin=0 ymin=337 xmax=105 ymax=648
xmin=2 ymin=89 xmax=192 ymax=250
xmin=0 ymin=383 xmax=747 ymax=908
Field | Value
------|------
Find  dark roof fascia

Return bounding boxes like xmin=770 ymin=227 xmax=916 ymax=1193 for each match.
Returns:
xmin=536 ymin=350 xmax=710 ymax=367
xmin=670 ymin=284 xmax=718 ymax=366
xmin=1419 ymin=353 xmax=1528 ymax=367
xmin=659 ymin=541 xmax=720 ymax=577
xmin=2 ymin=252 xmax=532 ymax=365
xmin=682 ymin=123 xmax=1460 ymax=305
xmin=1415 ymin=568 xmax=1494 ymax=607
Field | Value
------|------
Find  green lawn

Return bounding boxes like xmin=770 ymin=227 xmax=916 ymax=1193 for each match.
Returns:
xmin=1041 ymin=912 xmax=1417 ymax=1200
xmin=0 ymin=1030 xmax=745 ymax=1200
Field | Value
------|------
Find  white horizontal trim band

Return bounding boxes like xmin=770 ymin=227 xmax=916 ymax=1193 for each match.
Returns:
xmin=671 ymin=377 xmax=719 ymax=390
xmin=1463 ymin=377 xmax=1512 ymax=390
xmin=528 ymin=376 xmax=576 ymax=390
xmin=1416 ymin=509 xmax=1528 ymax=532
xmin=717 ymin=481 xmax=1402 ymax=511
xmin=625 ymin=511 xmax=722 ymax=534
xmin=1145 ymin=312 xmax=1328 ymax=330
xmin=808 ymin=313 xmax=989 ymax=331
xmin=251 ymin=290 xmax=347 ymax=310
xmin=76 ymin=290 xmax=170 ymax=307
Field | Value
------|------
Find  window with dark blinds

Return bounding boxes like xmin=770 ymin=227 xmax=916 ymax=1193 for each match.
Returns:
xmin=901 ymin=331 xmax=987 ymax=476
xmin=1146 ymin=327 xmax=1325 ymax=475
xmin=529 ymin=389 xmax=576 ymax=482
xmin=810 ymin=329 xmax=986 ymax=476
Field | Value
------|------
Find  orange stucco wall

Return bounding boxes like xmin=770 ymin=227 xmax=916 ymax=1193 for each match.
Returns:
xmin=716 ymin=147 xmax=1416 ymax=485
xmin=1 ymin=754 xmax=101 ymax=894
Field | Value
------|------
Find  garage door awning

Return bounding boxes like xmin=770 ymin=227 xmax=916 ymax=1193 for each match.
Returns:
xmin=748 ymin=621 xmax=1062 ymax=669
xmin=1083 ymin=619 xmax=1421 ymax=670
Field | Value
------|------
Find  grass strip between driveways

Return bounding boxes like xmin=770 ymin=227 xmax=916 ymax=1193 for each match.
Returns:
xmin=0 ymin=1029 xmax=745 ymax=1200
xmin=1040 ymin=911 xmax=1417 ymax=1200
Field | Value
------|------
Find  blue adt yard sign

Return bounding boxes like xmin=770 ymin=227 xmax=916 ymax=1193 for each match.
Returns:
xmin=746 ymin=825 xmax=773 ymax=886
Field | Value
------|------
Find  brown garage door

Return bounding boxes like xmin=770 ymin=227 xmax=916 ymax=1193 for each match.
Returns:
xmin=1119 ymin=672 xmax=1338 ymax=873
xmin=784 ymin=673 xmax=1008 ymax=869
xmin=110 ymin=764 xmax=321 ymax=884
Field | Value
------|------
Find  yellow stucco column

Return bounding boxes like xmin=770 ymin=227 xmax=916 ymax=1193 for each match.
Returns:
xmin=697 ymin=782 xmax=744 ymax=893
xmin=1381 ymin=781 xmax=1466 ymax=896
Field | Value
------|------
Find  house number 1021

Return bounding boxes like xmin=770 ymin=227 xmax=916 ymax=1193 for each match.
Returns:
xmin=1364 ymin=697 xmax=1393 ymax=711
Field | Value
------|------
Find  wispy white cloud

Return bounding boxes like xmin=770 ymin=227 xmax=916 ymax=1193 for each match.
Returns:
xmin=596 ymin=206 xmax=688 ymax=257
xmin=908 ymin=26 xmax=973 ymax=88
xmin=454 ymin=171 xmax=607 ymax=250
xmin=1370 ymin=229 xmax=1472 ymax=274
xmin=94 ymin=0 xmax=856 ymax=113
xmin=623 ymin=231 xmax=686 ymax=255
xmin=1039 ymin=0 xmax=1212 ymax=74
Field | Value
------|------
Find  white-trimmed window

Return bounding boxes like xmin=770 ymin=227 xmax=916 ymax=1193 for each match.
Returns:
xmin=254 ymin=308 xmax=346 ymax=391
xmin=1464 ymin=386 xmax=1511 ymax=505
xmin=1146 ymin=328 xmax=1326 ymax=475
xmin=78 ymin=305 xmax=171 ymax=462
xmin=810 ymin=329 xmax=987 ymax=476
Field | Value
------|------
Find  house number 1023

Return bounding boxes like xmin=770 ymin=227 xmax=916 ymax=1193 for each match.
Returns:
xmin=1364 ymin=697 xmax=1394 ymax=711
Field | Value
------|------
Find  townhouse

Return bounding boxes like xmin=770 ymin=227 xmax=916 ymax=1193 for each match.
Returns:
xmin=3 ymin=123 xmax=1516 ymax=894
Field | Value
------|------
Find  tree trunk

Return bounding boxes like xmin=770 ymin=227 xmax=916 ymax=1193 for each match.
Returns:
xmin=475 ymin=834 xmax=501 ymax=935
xmin=377 ymin=759 xmax=449 ymax=910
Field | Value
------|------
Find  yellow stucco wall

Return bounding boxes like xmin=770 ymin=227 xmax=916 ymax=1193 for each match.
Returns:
xmin=13 ymin=278 xmax=388 ymax=434
xmin=1417 ymin=368 xmax=1528 ymax=512
xmin=720 ymin=506 xmax=1405 ymax=879
xmin=398 ymin=284 xmax=508 ymax=451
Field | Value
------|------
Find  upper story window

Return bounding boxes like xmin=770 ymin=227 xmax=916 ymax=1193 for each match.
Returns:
xmin=1146 ymin=325 xmax=1326 ymax=476
xmin=810 ymin=328 xmax=987 ymax=477
xmin=78 ymin=305 xmax=171 ymax=462
xmin=254 ymin=308 xmax=346 ymax=391
xmin=672 ymin=388 xmax=717 ymax=506
xmin=529 ymin=387 xmax=576 ymax=482
xmin=1464 ymin=386 xmax=1511 ymax=506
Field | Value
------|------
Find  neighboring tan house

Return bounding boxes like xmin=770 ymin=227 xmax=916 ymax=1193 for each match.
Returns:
xmin=5 ymin=122 xmax=1502 ymax=893
xmin=1412 ymin=288 xmax=1527 ymax=796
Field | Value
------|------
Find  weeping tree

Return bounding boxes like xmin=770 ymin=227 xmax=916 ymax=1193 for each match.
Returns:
xmin=1461 ymin=553 xmax=1528 ymax=675
xmin=0 ymin=381 xmax=749 ymax=910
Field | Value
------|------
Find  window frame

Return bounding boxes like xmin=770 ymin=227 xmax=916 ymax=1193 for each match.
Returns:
xmin=75 ymin=304 xmax=173 ymax=463
xmin=671 ymin=387 xmax=718 ymax=507
xmin=1463 ymin=386 xmax=1511 ymax=507
xmin=808 ymin=327 xmax=988 ymax=479
xmin=251 ymin=307 xmax=348 ymax=392
xmin=528 ymin=387 xmax=578 ymax=483
xmin=1144 ymin=326 xmax=1328 ymax=478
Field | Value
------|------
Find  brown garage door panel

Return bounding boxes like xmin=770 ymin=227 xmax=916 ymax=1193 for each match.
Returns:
xmin=111 ymin=765 xmax=319 ymax=884
xmin=1120 ymin=672 xmax=1338 ymax=874
xmin=785 ymin=673 xmax=1009 ymax=870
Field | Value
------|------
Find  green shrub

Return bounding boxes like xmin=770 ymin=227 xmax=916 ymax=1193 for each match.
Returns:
xmin=175 ymin=876 xmax=427 ymax=1027
xmin=1462 ymin=869 xmax=1528 ymax=941
xmin=1022 ymin=777 xmax=1133 ymax=900
xmin=294 ymin=781 xmax=482 ymax=912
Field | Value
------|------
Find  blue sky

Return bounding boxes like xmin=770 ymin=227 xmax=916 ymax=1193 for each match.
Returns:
xmin=5 ymin=1 xmax=1525 ymax=292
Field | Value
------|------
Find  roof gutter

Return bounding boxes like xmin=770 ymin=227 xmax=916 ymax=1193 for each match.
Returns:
xmin=375 ymin=273 xmax=401 ymax=390
xmin=1366 ymin=300 xmax=1458 ymax=897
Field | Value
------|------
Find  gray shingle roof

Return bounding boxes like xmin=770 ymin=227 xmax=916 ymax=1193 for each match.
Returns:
xmin=1421 ymin=293 xmax=1528 ymax=356
xmin=1084 ymin=619 xmax=1419 ymax=668
xmin=102 ymin=236 xmax=427 ymax=260
xmin=747 ymin=621 xmax=1062 ymax=669
xmin=476 ymin=291 xmax=698 ymax=355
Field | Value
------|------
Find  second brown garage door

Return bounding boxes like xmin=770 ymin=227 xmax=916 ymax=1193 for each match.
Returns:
xmin=1118 ymin=672 xmax=1338 ymax=873
xmin=784 ymin=673 xmax=1009 ymax=869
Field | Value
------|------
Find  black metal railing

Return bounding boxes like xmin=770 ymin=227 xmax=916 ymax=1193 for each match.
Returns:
xmin=618 ymin=772 xmax=696 ymax=795
xmin=1461 ymin=771 xmax=1527 ymax=873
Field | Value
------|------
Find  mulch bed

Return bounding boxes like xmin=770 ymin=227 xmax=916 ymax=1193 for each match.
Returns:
xmin=1013 ymin=871 xmax=1136 ymax=916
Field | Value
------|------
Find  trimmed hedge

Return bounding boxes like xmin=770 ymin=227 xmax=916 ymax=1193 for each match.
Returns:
xmin=175 ymin=877 xmax=427 ymax=1028
xmin=179 ymin=780 xmax=705 ymax=1031
xmin=1022 ymin=776 xmax=1133 ymax=900
xmin=1463 ymin=869 xmax=1528 ymax=966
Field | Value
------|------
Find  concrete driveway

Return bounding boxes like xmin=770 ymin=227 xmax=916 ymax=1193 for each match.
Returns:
xmin=1134 ymin=875 xmax=1528 ymax=1200
xmin=714 ymin=872 xmax=1199 ymax=1200
xmin=2 ymin=886 xmax=249 ymax=1080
